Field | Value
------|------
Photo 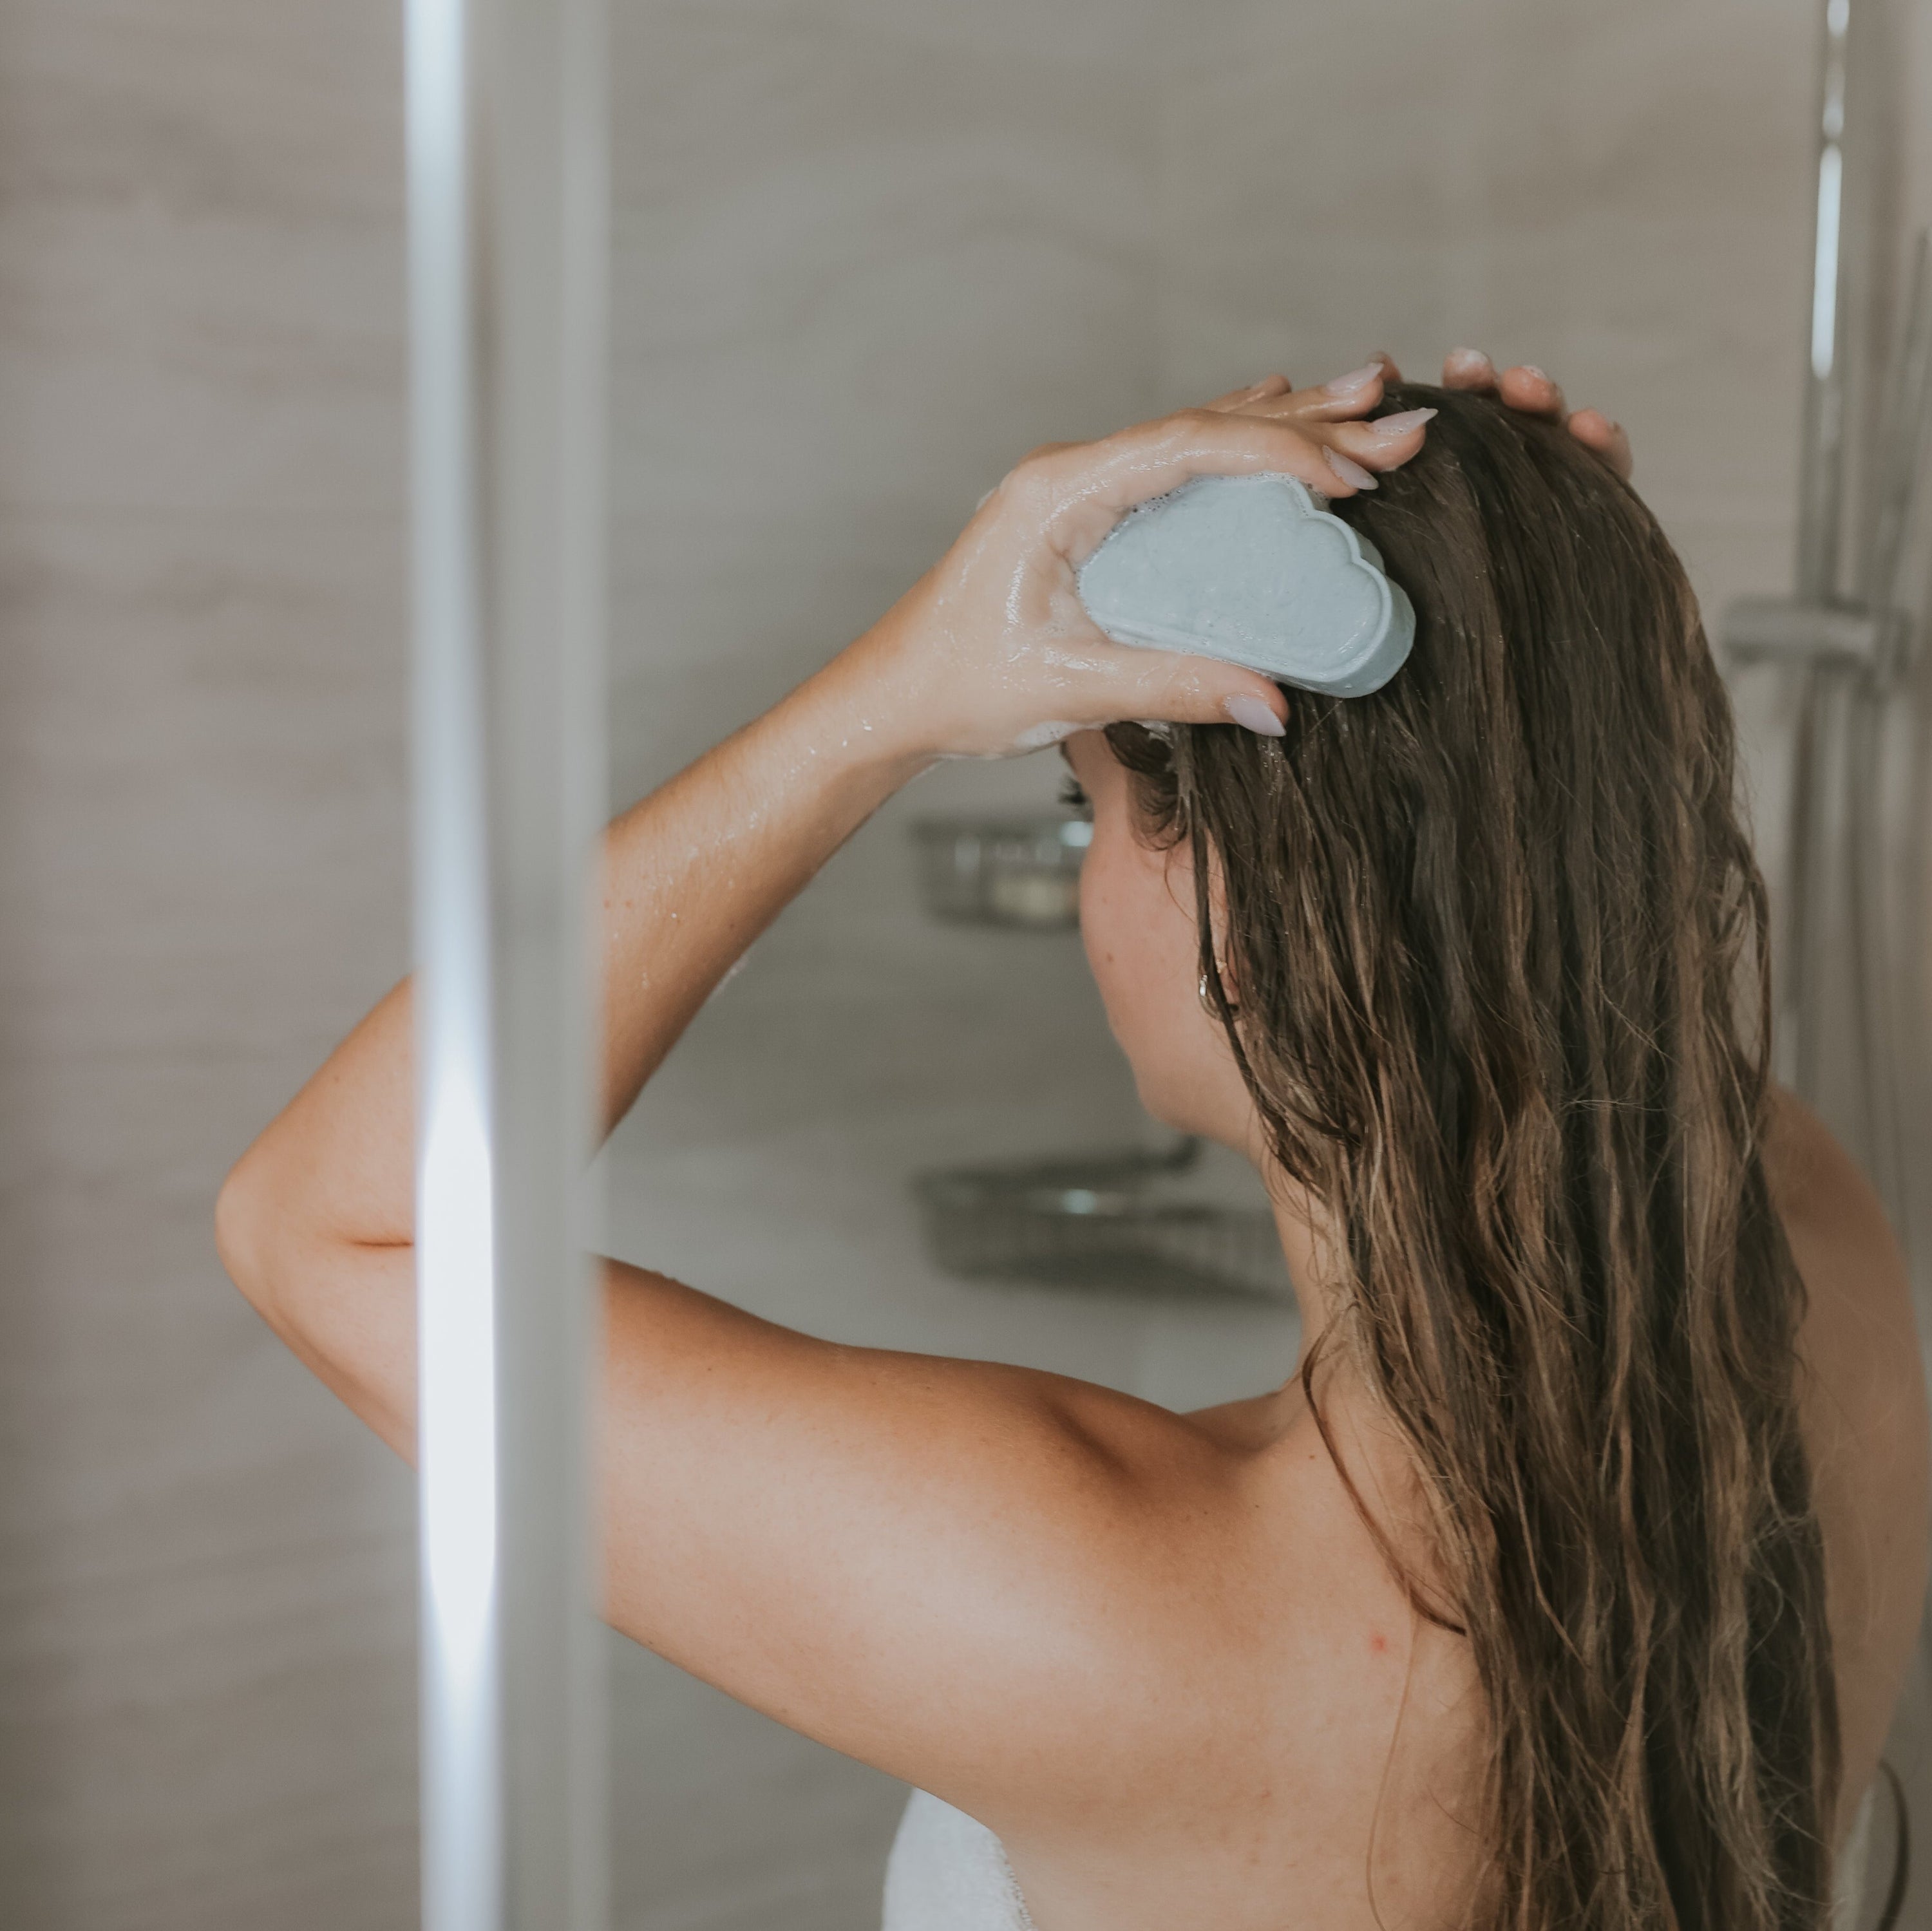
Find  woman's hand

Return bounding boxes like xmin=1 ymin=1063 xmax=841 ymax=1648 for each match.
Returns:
xmin=848 ymin=366 xmax=1436 ymax=760
xmin=844 ymin=348 xmax=1629 ymax=763
xmin=1431 ymin=346 xmax=1633 ymax=480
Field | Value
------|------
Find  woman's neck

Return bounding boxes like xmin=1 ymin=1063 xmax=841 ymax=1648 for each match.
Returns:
xmin=1264 ymin=1171 xmax=1347 ymax=1362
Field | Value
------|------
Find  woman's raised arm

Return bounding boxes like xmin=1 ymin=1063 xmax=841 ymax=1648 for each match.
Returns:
xmin=214 ymin=387 xmax=1416 ymax=1319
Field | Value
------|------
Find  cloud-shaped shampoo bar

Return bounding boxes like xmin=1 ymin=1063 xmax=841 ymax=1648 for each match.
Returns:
xmin=1077 ymin=473 xmax=1414 ymax=698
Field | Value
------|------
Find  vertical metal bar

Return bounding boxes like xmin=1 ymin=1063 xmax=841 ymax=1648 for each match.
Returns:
xmin=1783 ymin=0 xmax=1857 ymax=1102
xmin=1789 ymin=664 xmax=1855 ymax=1107
xmin=1843 ymin=234 xmax=1932 ymax=1235
xmin=1844 ymin=679 xmax=1905 ymax=1222
xmin=1797 ymin=0 xmax=1853 ymax=606
xmin=1778 ymin=661 xmax=1824 ymax=1095
xmin=1861 ymin=233 xmax=1932 ymax=616
xmin=407 ymin=0 xmax=608 ymax=1926
xmin=408 ymin=2 xmax=500 ymax=1921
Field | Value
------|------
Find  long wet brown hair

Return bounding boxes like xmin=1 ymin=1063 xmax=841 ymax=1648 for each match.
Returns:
xmin=1108 ymin=384 xmax=1839 ymax=1931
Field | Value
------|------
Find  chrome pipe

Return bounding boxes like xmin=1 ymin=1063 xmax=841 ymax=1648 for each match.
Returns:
xmin=1844 ymin=677 xmax=1905 ymax=1222
xmin=1861 ymin=233 xmax=1932 ymax=621
xmin=1841 ymin=234 xmax=1932 ymax=1235
xmin=1781 ymin=662 xmax=1831 ymax=1100
xmin=1796 ymin=0 xmax=1854 ymax=607
xmin=406 ymin=0 xmax=609 ymax=1926
xmin=1779 ymin=0 xmax=1857 ymax=1106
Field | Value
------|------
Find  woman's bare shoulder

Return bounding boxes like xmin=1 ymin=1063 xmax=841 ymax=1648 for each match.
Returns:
xmin=1765 ymin=1089 xmax=1929 ymax=1807
xmin=591 ymin=1259 xmax=1341 ymax=1820
xmin=1767 ymin=1089 xmax=1903 ymax=1254
xmin=1765 ymin=1089 xmax=1920 ymax=1400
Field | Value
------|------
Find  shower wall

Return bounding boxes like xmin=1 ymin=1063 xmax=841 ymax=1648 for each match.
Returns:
xmin=0 ymin=5 xmax=416 ymax=1929
xmin=1153 ymin=0 xmax=1815 ymax=619
xmin=0 ymin=1 xmax=1924 ymax=1928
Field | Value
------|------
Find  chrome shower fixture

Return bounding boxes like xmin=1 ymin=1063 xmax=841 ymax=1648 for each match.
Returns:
xmin=912 ymin=813 xmax=1092 ymax=930
xmin=913 ymin=1138 xmax=1293 ymax=1304
xmin=1723 ymin=191 xmax=1932 ymax=1236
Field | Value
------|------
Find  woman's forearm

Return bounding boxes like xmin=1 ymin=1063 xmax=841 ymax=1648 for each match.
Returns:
xmin=221 ymin=390 xmax=1410 ymax=1303
xmin=596 ymin=630 xmax=931 ymax=1127
xmin=220 ymin=627 xmax=931 ymax=1285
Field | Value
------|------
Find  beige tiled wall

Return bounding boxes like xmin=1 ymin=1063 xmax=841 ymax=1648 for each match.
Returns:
xmin=2 ymin=1 xmax=1926 ymax=1927
xmin=0 ymin=3 xmax=418 ymax=1928
xmin=1151 ymin=0 xmax=1820 ymax=620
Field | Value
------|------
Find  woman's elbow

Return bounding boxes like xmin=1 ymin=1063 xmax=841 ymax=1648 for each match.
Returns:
xmin=215 ymin=1140 xmax=297 ymax=1322
xmin=214 ymin=1147 xmax=419 ymax=1456
xmin=214 ymin=1139 xmax=401 ymax=1346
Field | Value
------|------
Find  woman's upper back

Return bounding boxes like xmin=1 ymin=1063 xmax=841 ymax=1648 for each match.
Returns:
xmin=978 ymin=1382 xmax=1492 ymax=1931
xmin=957 ymin=1094 xmax=1925 ymax=1931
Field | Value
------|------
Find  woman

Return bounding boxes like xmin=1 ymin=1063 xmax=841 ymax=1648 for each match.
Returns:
xmin=217 ymin=352 xmax=1927 ymax=1931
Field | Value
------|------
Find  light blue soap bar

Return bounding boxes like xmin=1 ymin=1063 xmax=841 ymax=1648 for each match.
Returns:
xmin=1076 ymin=473 xmax=1414 ymax=698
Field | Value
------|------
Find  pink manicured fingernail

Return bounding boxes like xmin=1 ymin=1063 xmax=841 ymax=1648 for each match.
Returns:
xmin=1325 ymin=448 xmax=1378 ymax=490
xmin=1445 ymin=346 xmax=1490 ymax=373
xmin=1321 ymin=363 xmax=1383 ymax=399
xmin=1224 ymin=694 xmax=1285 ymax=737
xmin=1370 ymin=407 xmax=1437 ymax=440
xmin=1520 ymin=365 xmax=1550 ymax=383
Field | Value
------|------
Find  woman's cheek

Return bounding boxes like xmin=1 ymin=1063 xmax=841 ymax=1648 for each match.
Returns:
xmin=1077 ymin=843 xmax=1126 ymax=1017
xmin=1080 ymin=833 xmax=1188 ymax=1059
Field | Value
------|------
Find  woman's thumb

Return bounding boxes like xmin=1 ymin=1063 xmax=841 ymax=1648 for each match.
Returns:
xmin=1217 ymin=686 xmax=1288 ymax=737
xmin=1135 ymin=654 xmax=1287 ymax=737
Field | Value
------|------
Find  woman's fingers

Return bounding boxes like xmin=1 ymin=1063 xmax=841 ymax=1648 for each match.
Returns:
xmin=1443 ymin=346 xmax=1496 ymax=391
xmin=1280 ymin=362 xmax=1386 ymax=421
xmin=1497 ymin=363 xmax=1566 ymax=419
xmin=1566 ymin=406 xmax=1634 ymax=480
xmin=1211 ymin=364 xmax=1433 ymax=475
xmin=1203 ymin=372 xmax=1293 ymax=412
xmin=1229 ymin=362 xmax=1389 ymax=424
xmin=1446 ymin=348 xmax=1566 ymax=417
xmin=1208 ymin=366 xmax=1384 ymax=421
xmin=1323 ymin=407 xmax=1437 ymax=474
xmin=1444 ymin=347 xmax=1633 ymax=478
xmin=1230 ymin=348 xmax=1627 ymax=482
xmin=1021 ymin=409 xmax=1381 ymax=563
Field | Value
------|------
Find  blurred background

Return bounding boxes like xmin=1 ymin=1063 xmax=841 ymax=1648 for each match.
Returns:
xmin=3 ymin=1 xmax=1931 ymax=1926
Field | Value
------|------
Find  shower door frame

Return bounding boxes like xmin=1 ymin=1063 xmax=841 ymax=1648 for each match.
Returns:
xmin=406 ymin=0 xmax=610 ymax=1926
